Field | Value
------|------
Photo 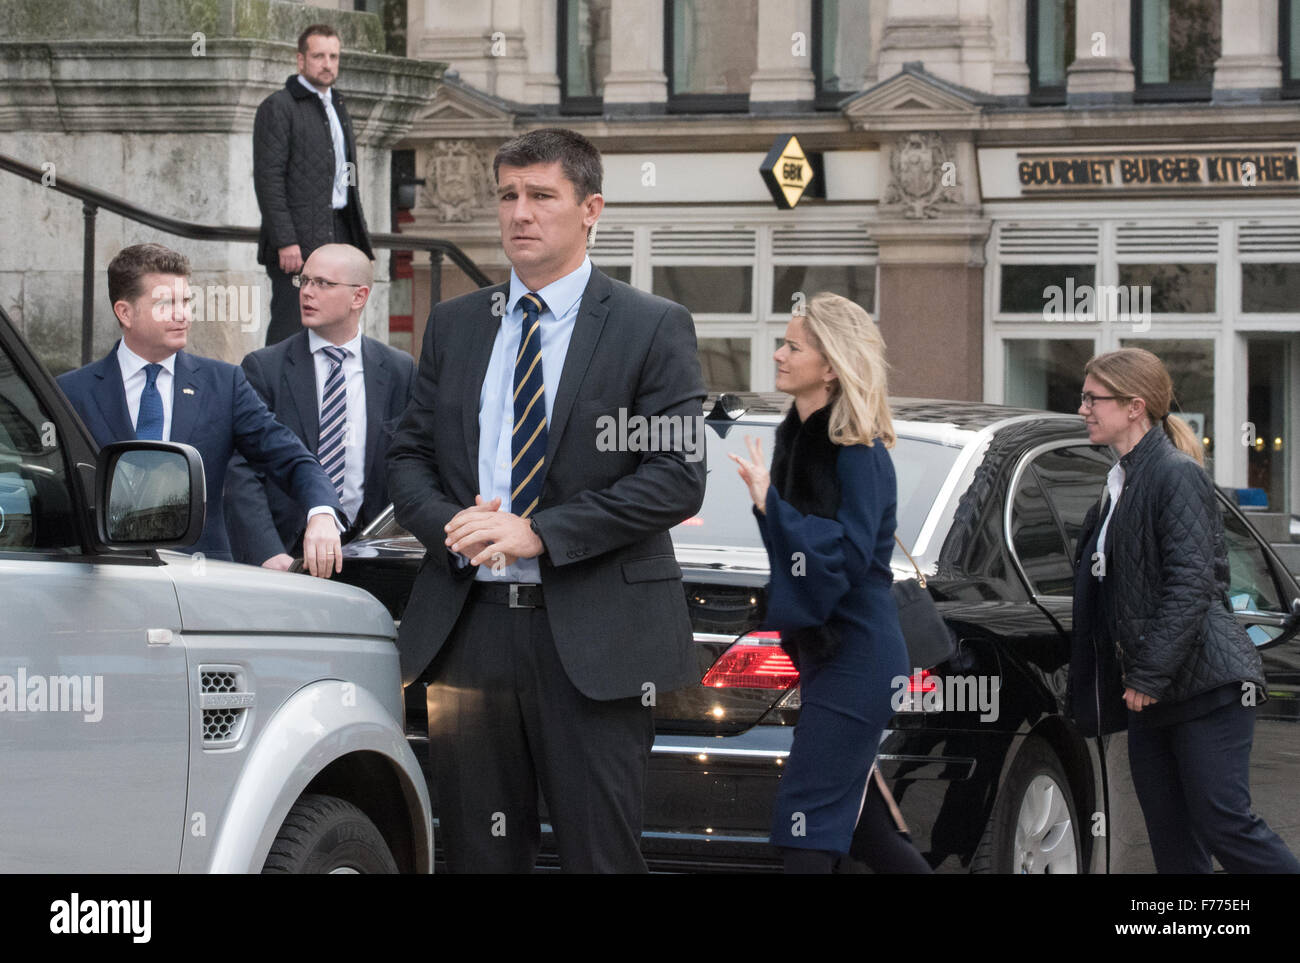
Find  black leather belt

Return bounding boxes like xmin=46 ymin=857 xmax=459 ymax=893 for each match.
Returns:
xmin=469 ymin=581 xmax=545 ymax=608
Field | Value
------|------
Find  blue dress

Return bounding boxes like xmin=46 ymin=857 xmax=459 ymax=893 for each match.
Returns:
xmin=755 ymin=438 xmax=910 ymax=854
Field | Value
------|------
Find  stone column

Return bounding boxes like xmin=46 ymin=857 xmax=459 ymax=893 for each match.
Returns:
xmin=749 ymin=0 xmax=815 ymax=111
xmin=870 ymin=130 xmax=990 ymax=401
xmin=991 ymin=0 xmax=1031 ymax=97
xmin=1066 ymin=0 xmax=1135 ymax=104
xmin=601 ymin=0 xmax=667 ymax=112
xmin=522 ymin=0 xmax=562 ymax=105
xmin=1213 ymin=0 xmax=1282 ymax=101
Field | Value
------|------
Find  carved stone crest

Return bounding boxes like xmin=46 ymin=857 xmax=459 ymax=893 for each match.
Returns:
xmin=884 ymin=132 xmax=960 ymax=219
xmin=420 ymin=140 xmax=494 ymax=222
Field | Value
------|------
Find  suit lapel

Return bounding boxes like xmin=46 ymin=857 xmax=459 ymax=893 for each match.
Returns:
xmin=168 ymin=351 xmax=201 ymax=443
xmin=360 ymin=335 xmax=390 ymax=485
xmin=462 ymin=285 xmax=508 ymax=473
xmin=89 ymin=345 xmax=136 ymax=442
xmin=285 ymin=332 xmax=320 ymax=452
xmin=544 ymin=270 xmax=610 ymax=467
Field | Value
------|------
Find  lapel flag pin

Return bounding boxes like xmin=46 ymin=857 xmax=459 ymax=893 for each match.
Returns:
xmin=182 ymin=387 xmax=195 ymax=395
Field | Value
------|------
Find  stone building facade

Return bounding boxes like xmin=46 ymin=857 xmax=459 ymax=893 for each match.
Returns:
xmin=397 ymin=0 xmax=1300 ymax=510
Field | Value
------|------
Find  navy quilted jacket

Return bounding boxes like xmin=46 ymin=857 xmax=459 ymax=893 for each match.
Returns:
xmin=1070 ymin=426 xmax=1265 ymax=723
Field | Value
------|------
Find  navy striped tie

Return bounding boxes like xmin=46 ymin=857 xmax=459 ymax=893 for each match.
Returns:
xmin=317 ymin=345 xmax=348 ymax=498
xmin=512 ymin=292 xmax=547 ymax=519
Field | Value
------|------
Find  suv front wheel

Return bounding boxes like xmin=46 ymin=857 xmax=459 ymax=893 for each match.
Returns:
xmin=262 ymin=793 xmax=398 ymax=874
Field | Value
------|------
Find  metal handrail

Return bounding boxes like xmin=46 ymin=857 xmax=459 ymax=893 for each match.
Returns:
xmin=0 ymin=151 xmax=493 ymax=363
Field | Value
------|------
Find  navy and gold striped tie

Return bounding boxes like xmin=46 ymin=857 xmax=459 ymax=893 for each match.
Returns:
xmin=512 ymin=292 xmax=547 ymax=519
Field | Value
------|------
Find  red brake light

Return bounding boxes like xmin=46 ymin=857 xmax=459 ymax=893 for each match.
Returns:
xmin=701 ymin=632 xmax=800 ymax=689
xmin=908 ymin=669 xmax=937 ymax=693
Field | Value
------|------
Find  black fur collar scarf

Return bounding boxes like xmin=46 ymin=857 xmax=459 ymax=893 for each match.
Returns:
xmin=767 ymin=401 xmax=845 ymax=666
xmin=771 ymin=402 xmax=841 ymax=520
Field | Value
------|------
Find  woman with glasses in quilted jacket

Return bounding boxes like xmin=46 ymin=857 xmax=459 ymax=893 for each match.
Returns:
xmin=1069 ymin=347 xmax=1299 ymax=873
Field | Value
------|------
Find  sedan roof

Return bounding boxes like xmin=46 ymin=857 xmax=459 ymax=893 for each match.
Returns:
xmin=706 ymin=392 xmax=1077 ymax=432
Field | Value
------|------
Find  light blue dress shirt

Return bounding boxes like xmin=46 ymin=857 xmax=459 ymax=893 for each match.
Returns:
xmin=470 ymin=257 xmax=591 ymax=583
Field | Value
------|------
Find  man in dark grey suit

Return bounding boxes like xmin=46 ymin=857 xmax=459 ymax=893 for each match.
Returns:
xmin=227 ymin=243 xmax=415 ymax=568
xmin=387 ymin=128 xmax=706 ymax=873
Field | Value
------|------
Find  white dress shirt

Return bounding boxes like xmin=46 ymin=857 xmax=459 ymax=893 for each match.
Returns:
xmin=1095 ymin=461 xmax=1126 ymax=580
xmin=117 ymin=340 xmax=176 ymax=440
xmin=308 ymin=330 xmax=367 ymax=525
xmin=296 ymin=74 xmax=349 ymax=209
xmin=118 ymin=339 xmax=341 ymax=536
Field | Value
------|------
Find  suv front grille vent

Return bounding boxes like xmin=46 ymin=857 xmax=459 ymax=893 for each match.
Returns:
xmin=199 ymin=666 xmax=253 ymax=747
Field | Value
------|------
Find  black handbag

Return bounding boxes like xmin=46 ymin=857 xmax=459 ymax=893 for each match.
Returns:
xmin=892 ymin=536 xmax=956 ymax=671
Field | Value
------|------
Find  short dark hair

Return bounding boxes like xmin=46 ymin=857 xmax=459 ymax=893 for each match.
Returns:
xmin=298 ymin=23 xmax=340 ymax=54
xmin=107 ymin=243 xmax=190 ymax=310
xmin=493 ymin=128 xmax=603 ymax=200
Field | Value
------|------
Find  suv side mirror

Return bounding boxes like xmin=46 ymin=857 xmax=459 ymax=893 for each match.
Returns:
xmin=96 ymin=441 xmax=205 ymax=548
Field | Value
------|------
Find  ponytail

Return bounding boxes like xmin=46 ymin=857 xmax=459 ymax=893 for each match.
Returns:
xmin=1162 ymin=413 xmax=1204 ymax=466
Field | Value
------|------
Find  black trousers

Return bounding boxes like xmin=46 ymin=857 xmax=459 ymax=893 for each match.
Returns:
xmin=424 ymin=593 xmax=654 ymax=873
xmin=1128 ymin=697 xmax=1300 ymax=873
xmin=264 ymin=209 xmax=358 ymax=346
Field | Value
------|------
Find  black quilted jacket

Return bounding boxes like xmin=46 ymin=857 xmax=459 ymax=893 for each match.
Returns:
xmin=252 ymin=76 xmax=373 ymax=265
xmin=1069 ymin=426 xmax=1265 ymax=725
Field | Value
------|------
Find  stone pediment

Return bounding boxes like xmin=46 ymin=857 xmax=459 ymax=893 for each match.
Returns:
xmin=406 ymin=73 xmax=524 ymax=140
xmin=840 ymin=62 xmax=988 ymax=131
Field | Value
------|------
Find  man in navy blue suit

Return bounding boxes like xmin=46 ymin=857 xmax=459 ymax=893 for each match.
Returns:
xmin=225 ymin=243 xmax=416 ymax=569
xmin=58 ymin=242 xmax=345 ymax=576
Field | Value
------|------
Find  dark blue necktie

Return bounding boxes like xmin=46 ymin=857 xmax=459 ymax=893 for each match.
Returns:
xmin=511 ymin=292 xmax=547 ymax=519
xmin=136 ymin=363 xmax=164 ymax=440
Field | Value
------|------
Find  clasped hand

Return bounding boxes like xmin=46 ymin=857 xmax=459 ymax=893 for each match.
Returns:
xmin=445 ymin=494 xmax=543 ymax=567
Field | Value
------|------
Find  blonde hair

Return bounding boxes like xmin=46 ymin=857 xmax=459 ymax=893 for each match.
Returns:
xmin=1084 ymin=347 xmax=1204 ymax=465
xmin=800 ymin=292 xmax=895 ymax=448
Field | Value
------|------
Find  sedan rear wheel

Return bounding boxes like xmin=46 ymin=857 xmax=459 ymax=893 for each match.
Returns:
xmin=972 ymin=737 xmax=1081 ymax=874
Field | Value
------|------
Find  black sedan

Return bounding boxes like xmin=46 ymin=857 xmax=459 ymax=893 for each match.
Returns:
xmin=338 ymin=393 xmax=1300 ymax=873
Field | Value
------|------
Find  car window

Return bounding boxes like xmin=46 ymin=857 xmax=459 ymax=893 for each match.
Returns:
xmin=1010 ymin=444 xmax=1113 ymax=597
xmin=1220 ymin=502 xmax=1285 ymax=616
xmin=1010 ymin=464 xmax=1074 ymax=596
xmin=1033 ymin=446 xmax=1114 ymax=560
xmin=672 ymin=425 xmax=962 ymax=556
xmin=0 ymin=344 xmax=80 ymax=554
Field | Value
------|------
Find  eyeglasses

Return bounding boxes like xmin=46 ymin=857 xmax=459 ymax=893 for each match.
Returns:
xmin=292 ymin=274 xmax=363 ymax=291
xmin=1080 ymin=392 xmax=1127 ymax=409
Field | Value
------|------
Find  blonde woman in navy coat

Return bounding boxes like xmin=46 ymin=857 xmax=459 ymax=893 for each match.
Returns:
xmin=730 ymin=293 xmax=928 ymax=873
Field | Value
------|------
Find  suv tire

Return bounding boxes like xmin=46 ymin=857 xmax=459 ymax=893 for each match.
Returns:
xmin=262 ymin=793 xmax=398 ymax=874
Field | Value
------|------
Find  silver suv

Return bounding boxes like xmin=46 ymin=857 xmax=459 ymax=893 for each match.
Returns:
xmin=0 ymin=307 xmax=432 ymax=873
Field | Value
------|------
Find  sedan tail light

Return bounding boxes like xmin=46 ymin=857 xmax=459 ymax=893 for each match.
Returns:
xmin=701 ymin=631 xmax=800 ymax=689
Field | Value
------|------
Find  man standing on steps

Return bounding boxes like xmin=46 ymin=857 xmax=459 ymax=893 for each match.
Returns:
xmin=254 ymin=22 xmax=374 ymax=346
